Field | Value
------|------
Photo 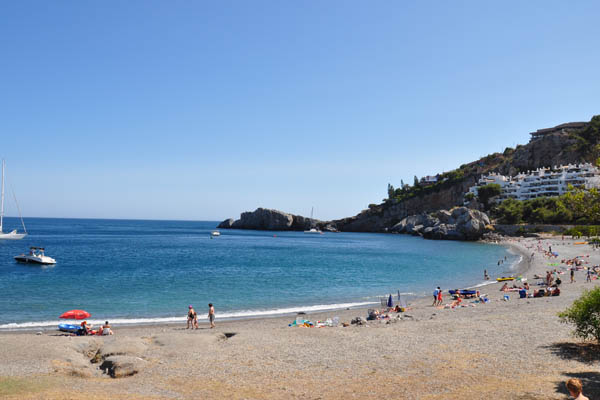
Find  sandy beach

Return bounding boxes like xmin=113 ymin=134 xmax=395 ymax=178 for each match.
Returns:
xmin=1 ymin=236 xmax=599 ymax=399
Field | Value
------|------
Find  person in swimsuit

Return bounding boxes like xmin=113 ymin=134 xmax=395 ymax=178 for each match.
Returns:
xmin=436 ymin=288 xmax=443 ymax=306
xmin=208 ymin=303 xmax=215 ymax=328
xmin=100 ymin=321 xmax=113 ymax=335
xmin=187 ymin=305 xmax=198 ymax=329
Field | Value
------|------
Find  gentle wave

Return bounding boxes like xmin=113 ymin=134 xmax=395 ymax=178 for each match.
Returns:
xmin=0 ymin=301 xmax=378 ymax=330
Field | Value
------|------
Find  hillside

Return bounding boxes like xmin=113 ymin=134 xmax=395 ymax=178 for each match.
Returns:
xmin=331 ymin=115 xmax=600 ymax=232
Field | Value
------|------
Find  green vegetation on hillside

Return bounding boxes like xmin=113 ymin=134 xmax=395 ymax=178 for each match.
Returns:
xmin=383 ymin=115 xmax=600 ymax=210
xmin=568 ymin=115 xmax=600 ymax=158
xmin=493 ymin=187 xmax=600 ymax=225
xmin=477 ymin=184 xmax=502 ymax=206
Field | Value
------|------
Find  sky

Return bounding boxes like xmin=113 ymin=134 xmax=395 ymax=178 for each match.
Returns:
xmin=1 ymin=1 xmax=599 ymax=221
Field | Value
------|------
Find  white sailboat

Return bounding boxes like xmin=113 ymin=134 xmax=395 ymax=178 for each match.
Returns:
xmin=0 ymin=160 xmax=27 ymax=240
xmin=303 ymin=207 xmax=323 ymax=234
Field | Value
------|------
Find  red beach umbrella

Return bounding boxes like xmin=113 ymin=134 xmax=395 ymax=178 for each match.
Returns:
xmin=59 ymin=310 xmax=91 ymax=320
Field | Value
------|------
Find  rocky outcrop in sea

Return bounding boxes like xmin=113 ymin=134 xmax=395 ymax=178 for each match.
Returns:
xmin=217 ymin=208 xmax=338 ymax=232
xmin=391 ymin=207 xmax=491 ymax=241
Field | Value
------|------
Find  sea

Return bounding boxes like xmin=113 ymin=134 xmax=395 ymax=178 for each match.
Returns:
xmin=0 ymin=217 xmax=520 ymax=329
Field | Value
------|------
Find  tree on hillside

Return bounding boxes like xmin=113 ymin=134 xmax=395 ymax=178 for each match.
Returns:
xmin=477 ymin=184 xmax=502 ymax=207
xmin=387 ymin=183 xmax=395 ymax=199
xmin=497 ymin=198 xmax=523 ymax=224
xmin=561 ymin=187 xmax=600 ymax=224
xmin=559 ymin=287 xmax=600 ymax=343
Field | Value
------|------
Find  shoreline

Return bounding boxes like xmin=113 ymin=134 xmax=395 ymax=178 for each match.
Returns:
xmin=1 ymin=235 xmax=599 ymax=399
xmin=1 ymin=238 xmax=528 ymax=334
xmin=0 ymin=239 xmax=524 ymax=333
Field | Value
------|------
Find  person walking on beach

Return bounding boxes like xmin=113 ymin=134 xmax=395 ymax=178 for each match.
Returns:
xmin=433 ymin=287 xmax=440 ymax=306
xmin=208 ymin=303 xmax=215 ymax=328
xmin=587 ymin=269 xmax=592 ymax=282
xmin=570 ymin=268 xmax=575 ymax=283
xmin=437 ymin=287 xmax=443 ymax=306
xmin=187 ymin=305 xmax=198 ymax=329
xmin=566 ymin=378 xmax=589 ymax=400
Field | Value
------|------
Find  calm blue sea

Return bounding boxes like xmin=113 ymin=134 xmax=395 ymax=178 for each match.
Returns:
xmin=0 ymin=217 xmax=518 ymax=329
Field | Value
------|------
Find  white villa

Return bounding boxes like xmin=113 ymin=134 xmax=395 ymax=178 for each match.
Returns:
xmin=467 ymin=163 xmax=600 ymax=203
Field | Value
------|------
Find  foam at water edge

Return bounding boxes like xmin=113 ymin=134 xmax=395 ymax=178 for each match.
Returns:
xmin=0 ymin=301 xmax=378 ymax=330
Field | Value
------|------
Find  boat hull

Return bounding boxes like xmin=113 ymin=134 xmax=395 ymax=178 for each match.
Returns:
xmin=14 ymin=256 xmax=56 ymax=265
xmin=0 ymin=232 xmax=27 ymax=240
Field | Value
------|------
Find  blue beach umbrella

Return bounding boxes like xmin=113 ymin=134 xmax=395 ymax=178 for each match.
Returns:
xmin=387 ymin=294 xmax=393 ymax=308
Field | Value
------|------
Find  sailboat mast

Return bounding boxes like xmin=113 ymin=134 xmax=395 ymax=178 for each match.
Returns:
xmin=0 ymin=159 xmax=4 ymax=233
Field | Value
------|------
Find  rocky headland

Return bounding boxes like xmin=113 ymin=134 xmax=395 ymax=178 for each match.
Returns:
xmin=217 ymin=116 xmax=600 ymax=240
xmin=217 ymin=207 xmax=338 ymax=232
xmin=390 ymin=207 xmax=491 ymax=240
xmin=218 ymin=206 xmax=490 ymax=240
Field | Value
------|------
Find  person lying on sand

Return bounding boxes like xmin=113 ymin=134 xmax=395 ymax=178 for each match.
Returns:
xmin=500 ymin=283 xmax=509 ymax=292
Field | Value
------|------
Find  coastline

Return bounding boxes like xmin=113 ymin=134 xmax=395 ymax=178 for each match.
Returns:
xmin=3 ymin=235 xmax=599 ymax=399
xmin=0 ymin=239 xmax=523 ymax=332
xmin=0 ymin=239 xmax=526 ymax=332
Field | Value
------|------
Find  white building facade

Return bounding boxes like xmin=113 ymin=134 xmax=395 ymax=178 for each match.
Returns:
xmin=467 ymin=163 xmax=600 ymax=203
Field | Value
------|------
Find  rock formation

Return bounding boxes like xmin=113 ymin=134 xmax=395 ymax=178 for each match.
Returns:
xmin=392 ymin=207 xmax=491 ymax=241
xmin=217 ymin=208 xmax=330 ymax=231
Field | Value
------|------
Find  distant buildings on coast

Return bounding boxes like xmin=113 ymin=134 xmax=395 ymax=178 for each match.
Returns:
xmin=467 ymin=163 xmax=600 ymax=203
xmin=528 ymin=121 xmax=588 ymax=142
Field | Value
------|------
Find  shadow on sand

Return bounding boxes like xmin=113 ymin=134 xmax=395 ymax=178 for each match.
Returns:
xmin=554 ymin=371 xmax=600 ymax=398
xmin=543 ymin=341 xmax=600 ymax=364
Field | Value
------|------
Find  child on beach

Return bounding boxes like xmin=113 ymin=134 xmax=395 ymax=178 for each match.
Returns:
xmin=433 ymin=287 xmax=440 ymax=306
xmin=566 ymin=378 xmax=588 ymax=400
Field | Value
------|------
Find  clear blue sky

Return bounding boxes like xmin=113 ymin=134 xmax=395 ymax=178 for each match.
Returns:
xmin=1 ymin=1 xmax=599 ymax=221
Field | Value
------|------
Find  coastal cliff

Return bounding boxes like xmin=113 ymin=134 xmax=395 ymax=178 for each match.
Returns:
xmin=331 ymin=115 xmax=600 ymax=232
xmin=219 ymin=115 xmax=600 ymax=236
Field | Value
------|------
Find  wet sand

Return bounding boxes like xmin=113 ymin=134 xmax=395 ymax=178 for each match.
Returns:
xmin=1 ymin=236 xmax=599 ymax=399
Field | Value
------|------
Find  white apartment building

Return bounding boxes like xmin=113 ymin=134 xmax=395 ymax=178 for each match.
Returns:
xmin=467 ymin=163 xmax=600 ymax=203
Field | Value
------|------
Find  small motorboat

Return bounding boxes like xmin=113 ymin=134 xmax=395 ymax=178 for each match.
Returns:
xmin=303 ymin=228 xmax=323 ymax=234
xmin=211 ymin=231 xmax=221 ymax=237
xmin=14 ymin=247 xmax=56 ymax=265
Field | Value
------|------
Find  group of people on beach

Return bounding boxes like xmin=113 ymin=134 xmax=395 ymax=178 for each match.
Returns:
xmin=79 ymin=320 xmax=113 ymax=336
xmin=187 ymin=303 xmax=215 ymax=329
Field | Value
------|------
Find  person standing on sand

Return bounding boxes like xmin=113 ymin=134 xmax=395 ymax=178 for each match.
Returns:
xmin=566 ymin=378 xmax=589 ymax=400
xmin=571 ymin=268 xmax=575 ymax=283
xmin=437 ymin=287 xmax=443 ymax=306
xmin=587 ymin=269 xmax=592 ymax=282
xmin=433 ymin=287 xmax=440 ymax=306
xmin=187 ymin=305 xmax=198 ymax=329
xmin=208 ymin=303 xmax=215 ymax=328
